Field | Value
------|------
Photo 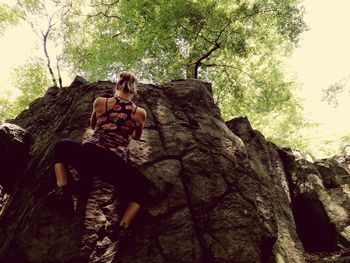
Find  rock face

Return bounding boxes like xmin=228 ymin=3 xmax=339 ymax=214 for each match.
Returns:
xmin=290 ymin=156 xmax=350 ymax=252
xmin=226 ymin=117 xmax=305 ymax=263
xmin=0 ymin=77 xmax=276 ymax=263
xmin=0 ymin=123 xmax=31 ymax=213
xmin=0 ymin=123 xmax=31 ymax=193
xmin=0 ymin=76 xmax=349 ymax=263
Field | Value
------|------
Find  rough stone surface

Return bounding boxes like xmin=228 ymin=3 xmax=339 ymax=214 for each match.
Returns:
xmin=290 ymin=156 xmax=350 ymax=252
xmin=0 ymin=123 xmax=31 ymax=192
xmin=0 ymin=78 xmax=274 ymax=263
xmin=2 ymin=76 xmax=349 ymax=262
xmin=0 ymin=123 xmax=31 ymax=213
xmin=226 ymin=117 xmax=305 ymax=263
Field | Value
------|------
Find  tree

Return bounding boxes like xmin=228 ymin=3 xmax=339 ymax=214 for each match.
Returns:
xmin=0 ymin=94 xmax=18 ymax=122
xmin=339 ymin=134 xmax=350 ymax=155
xmin=7 ymin=60 xmax=50 ymax=118
xmin=1 ymin=0 xmax=311 ymax=151
xmin=62 ymin=0 xmax=309 ymax=150
xmin=322 ymin=75 xmax=350 ymax=107
xmin=0 ymin=58 xmax=48 ymax=124
xmin=63 ymin=0 xmax=306 ymax=81
xmin=12 ymin=0 xmax=72 ymax=88
xmin=0 ymin=2 xmax=19 ymax=34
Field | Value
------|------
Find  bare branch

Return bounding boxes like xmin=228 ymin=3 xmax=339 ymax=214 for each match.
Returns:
xmin=89 ymin=1 xmax=120 ymax=9
xmin=87 ymin=11 xmax=121 ymax=20
xmin=112 ymin=32 xmax=122 ymax=38
xmin=189 ymin=43 xmax=221 ymax=79
xmin=15 ymin=0 xmax=41 ymax=38
xmin=202 ymin=62 xmax=276 ymax=95
xmin=56 ymin=54 xmax=63 ymax=88
xmin=178 ymin=23 xmax=213 ymax=45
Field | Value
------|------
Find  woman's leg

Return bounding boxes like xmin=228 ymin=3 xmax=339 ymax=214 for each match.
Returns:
xmin=55 ymin=163 xmax=69 ymax=187
xmin=113 ymin=161 xmax=151 ymax=229
xmin=119 ymin=201 xmax=141 ymax=229
xmin=51 ymin=138 xmax=86 ymax=189
xmin=78 ymin=145 xmax=152 ymax=228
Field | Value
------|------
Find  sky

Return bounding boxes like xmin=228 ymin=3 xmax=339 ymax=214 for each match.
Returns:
xmin=283 ymin=0 xmax=350 ymax=156
xmin=1 ymin=0 xmax=350 ymax=157
xmin=285 ymin=0 xmax=350 ymax=125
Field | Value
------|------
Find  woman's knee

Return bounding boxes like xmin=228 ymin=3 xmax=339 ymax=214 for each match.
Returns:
xmin=128 ymin=172 xmax=152 ymax=207
xmin=52 ymin=138 xmax=80 ymax=164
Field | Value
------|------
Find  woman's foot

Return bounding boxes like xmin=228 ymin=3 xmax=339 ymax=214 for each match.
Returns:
xmin=119 ymin=225 xmax=132 ymax=239
xmin=110 ymin=223 xmax=132 ymax=242
xmin=46 ymin=184 xmax=74 ymax=217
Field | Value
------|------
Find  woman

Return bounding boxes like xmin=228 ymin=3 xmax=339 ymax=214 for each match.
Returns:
xmin=49 ymin=71 xmax=151 ymax=235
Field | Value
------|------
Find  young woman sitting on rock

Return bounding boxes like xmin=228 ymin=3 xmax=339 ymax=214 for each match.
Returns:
xmin=48 ymin=71 xmax=151 ymax=237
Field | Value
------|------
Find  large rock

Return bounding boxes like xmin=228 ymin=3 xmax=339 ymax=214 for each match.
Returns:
xmin=0 ymin=78 xmax=280 ymax=262
xmin=290 ymin=156 xmax=350 ymax=252
xmin=0 ymin=123 xmax=31 ymax=193
xmin=226 ymin=117 xmax=305 ymax=263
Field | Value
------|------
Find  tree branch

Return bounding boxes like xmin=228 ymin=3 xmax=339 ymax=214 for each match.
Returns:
xmin=189 ymin=43 xmax=220 ymax=79
xmin=202 ymin=62 xmax=257 ymax=83
xmin=87 ymin=11 xmax=121 ymax=20
xmin=56 ymin=54 xmax=63 ymax=88
xmin=178 ymin=23 xmax=213 ymax=45
xmin=112 ymin=32 xmax=122 ymax=38
xmin=90 ymin=1 xmax=120 ymax=9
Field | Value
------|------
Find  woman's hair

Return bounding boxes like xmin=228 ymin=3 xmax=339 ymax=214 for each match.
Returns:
xmin=117 ymin=71 xmax=138 ymax=95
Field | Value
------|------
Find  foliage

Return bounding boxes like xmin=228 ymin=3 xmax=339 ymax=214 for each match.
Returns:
xmin=0 ymin=59 xmax=50 ymax=120
xmin=63 ymin=0 xmax=306 ymax=80
xmin=2 ymin=0 xmax=312 ymax=152
xmin=339 ymin=134 xmax=350 ymax=155
xmin=0 ymin=59 xmax=50 ymax=122
xmin=322 ymin=75 xmax=350 ymax=107
xmin=0 ymin=2 xmax=19 ymax=33
xmin=62 ymin=0 xmax=309 ymax=150
xmin=11 ymin=59 xmax=50 ymax=110
xmin=7 ymin=0 xmax=76 ymax=89
xmin=0 ymin=93 xmax=18 ymax=122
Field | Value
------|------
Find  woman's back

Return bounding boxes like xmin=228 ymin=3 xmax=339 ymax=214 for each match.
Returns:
xmin=82 ymin=96 xmax=138 ymax=162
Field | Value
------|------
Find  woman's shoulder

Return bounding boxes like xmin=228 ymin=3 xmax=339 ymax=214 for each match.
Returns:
xmin=134 ymin=104 xmax=147 ymax=119
xmin=95 ymin=96 xmax=115 ymax=101
xmin=93 ymin=96 xmax=115 ymax=105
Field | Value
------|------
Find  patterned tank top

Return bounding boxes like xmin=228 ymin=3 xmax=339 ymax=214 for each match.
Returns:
xmin=82 ymin=96 xmax=138 ymax=162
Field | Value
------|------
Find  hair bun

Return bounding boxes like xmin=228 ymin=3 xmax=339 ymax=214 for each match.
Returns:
xmin=120 ymin=72 xmax=136 ymax=82
xmin=117 ymin=71 xmax=138 ymax=95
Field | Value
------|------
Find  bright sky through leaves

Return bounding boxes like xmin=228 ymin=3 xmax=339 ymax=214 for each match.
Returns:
xmin=283 ymin=0 xmax=350 ymax=155
xmin=1 ymin=0 xmax=350 ymax=157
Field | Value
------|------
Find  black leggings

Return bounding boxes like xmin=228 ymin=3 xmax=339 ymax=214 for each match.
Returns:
xmin=51 ymin=138 xmax=151 ymax=207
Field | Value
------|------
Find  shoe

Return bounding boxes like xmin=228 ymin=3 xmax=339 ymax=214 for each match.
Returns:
xmin=110 ymin=224 xmax=132 ymax=242
xmin=46 ymin=185 xmax=74 ymax=217
xmin=119 ymin=226 xmax=132 ymax=239
xmin=47 ymin=184 xmax=72 ymax=198
xmin=114 ymin=224 xmax=133 ymax=254
xmin=119 ymin=227 xmax=133 ymax=254
xmin=47 ymin=185 xmax=64 ymax=199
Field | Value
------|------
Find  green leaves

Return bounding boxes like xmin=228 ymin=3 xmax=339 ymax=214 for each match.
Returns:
xmin=0 ymin=3 xmax=19 ymax=34
xmin=322 ymin=75 xmax=350 ymax=108
xmin=11 ymin=60 xmax=50 ymax=109
xmin=2 ymin=0 xmax=312 ymax=152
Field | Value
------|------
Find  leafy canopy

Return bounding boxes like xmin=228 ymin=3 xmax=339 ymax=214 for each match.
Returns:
xmin=1 ymin=0 xmax=310 ymax=152
xmin=0 ymin=2 xmax=19 ymax=33
xmin=63 ymin=0 xmax=308 ymax=149
xmin=0 ymin=59 xmax=50 ymax=122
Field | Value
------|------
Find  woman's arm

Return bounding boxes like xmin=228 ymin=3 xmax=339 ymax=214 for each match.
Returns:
xmin=132 ymin=108 xmax=147 ymax=140
xmin=90 ymin=97 xmax=102 ymax=129
xmin=90 ymin=111 xmax=97 ymax=129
